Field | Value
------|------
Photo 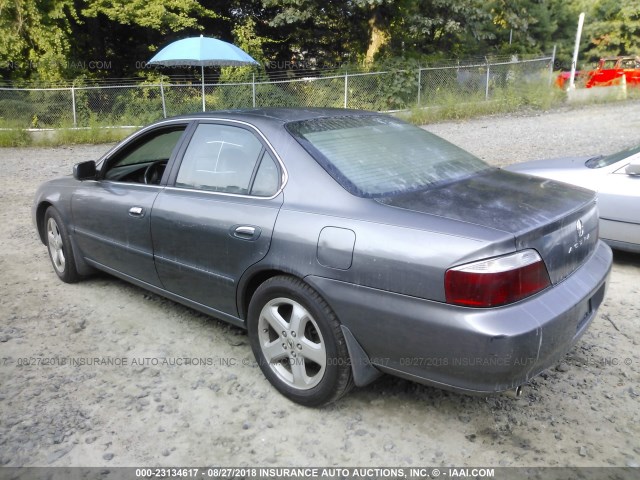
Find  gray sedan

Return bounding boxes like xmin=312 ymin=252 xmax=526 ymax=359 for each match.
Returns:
xmin=33 ymin=109 xmax=612 ymax=406
xmin=505 ymin=146 xmax=640 ymax=253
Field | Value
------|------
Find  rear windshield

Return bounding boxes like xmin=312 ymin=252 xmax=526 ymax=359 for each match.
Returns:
xmin=286 ymin=115 xmax=490 ymax=197
xmin=585 ymin=144 xmax=640 ymax=169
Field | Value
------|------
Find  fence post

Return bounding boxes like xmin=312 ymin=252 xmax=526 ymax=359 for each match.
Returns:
xmin=485 ymin=58 xmax=490 ymax=100
xmin=417 ymin=68 xmax=422 ymax=106
xmin=160 ymin=77 xmax=167 ymax=118
xmin=252 ymin=73 xmax=256 ymax=108
xmin=343 ymin=71 xmax=349 ymax=109
xmin=548 ymin=44 xmax=557 ymax=86
xmin=71 ymin=84 xmax=77 ymax=128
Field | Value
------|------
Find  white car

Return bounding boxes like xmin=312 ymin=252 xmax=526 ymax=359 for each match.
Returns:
xmin=506 ymin=146 xmax=640 ymax=253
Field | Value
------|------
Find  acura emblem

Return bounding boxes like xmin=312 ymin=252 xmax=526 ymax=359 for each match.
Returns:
xmin=576 ymin=219 xmax=584 ymax=238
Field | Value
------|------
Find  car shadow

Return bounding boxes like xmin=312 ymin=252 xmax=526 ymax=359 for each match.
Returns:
xmin=80 ymin=271 xmax=476 ymax=405
xmin=79 ymin=270 xmax=247 ymax=336
xmin=612 ymin=249 xmax=640 ymax=267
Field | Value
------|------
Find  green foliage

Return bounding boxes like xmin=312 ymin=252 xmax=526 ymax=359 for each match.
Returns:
xmin=219 ymin=18 xmax=267 ymax=83
xmin=0 ymin=0 xmax=620 ymax=84
xmin=259 ymin=0 xmax=369 ymax=65
xmin=0 ymin=125 xmax=132 ymax=147
xmin=44 ymin=126 xmax=132 ymax=145
xmin=110 ymin=84 xmax=165 ymax=125
xmin=163 ymin=86 xmax=202 ymax=116
xmin=0 ymin=128 xmax=30 ymax=147
xmin=373 ymin=59 xmax=420 ymax=109
xmin=0 ymin=0 xmax=636 ymax=89
xmin=583 ymin=1 xmax=640 ymax=62
xmin=0 ymin=0 xmax=76 ymax=81
xmin=405 ymin=79 xmax=562 ymax=125
xmin=487 ymin=0 xmax=552 ymax=52
xmin=81 ymin=0 xmax=218 ymax=34
xmin=0 ymin=94 xmax=36 ymax=128
xmin=0 ymin=88 xmax=75 ymax=128
xmin=384 ymin=0 xmax=491 ymax=57
xmin=255 ymin=83 xmax=301 ymax=108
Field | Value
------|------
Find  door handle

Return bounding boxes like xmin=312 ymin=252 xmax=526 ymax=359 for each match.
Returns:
xmin=235 ymin=226 xmax=255 ymax=236
xmin=128 ymin=206 xmax=145 ymax=217
xmin=231 ymin=225 xmax=261 ymax=240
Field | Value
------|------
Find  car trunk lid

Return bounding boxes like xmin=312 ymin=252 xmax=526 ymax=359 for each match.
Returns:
xmin=377 ymin=169 xmax=599 ymax=284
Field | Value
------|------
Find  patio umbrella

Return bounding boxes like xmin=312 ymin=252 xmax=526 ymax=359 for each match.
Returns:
xmin=148 ymin=35 xmax=259 ymax=111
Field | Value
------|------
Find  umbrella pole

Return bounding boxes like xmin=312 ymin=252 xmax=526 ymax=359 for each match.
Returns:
xmin=201 ymin=65 xmax=206 ymax=112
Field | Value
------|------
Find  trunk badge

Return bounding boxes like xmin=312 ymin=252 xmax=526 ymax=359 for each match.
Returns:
xmin=569 ymin=219 xmax=589 ymax=254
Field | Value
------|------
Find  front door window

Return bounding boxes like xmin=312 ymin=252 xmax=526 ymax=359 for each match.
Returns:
xmin=103 ymin=127 xmax=186 ymax=184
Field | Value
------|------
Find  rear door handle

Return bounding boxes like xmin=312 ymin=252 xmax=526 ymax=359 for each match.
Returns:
xmin=129 ymin=206 xmax=145 ymax=217
xmin=235 ymin=226 xmax=255 ymax=236
xmin=231 ymin=225 xmax=261 ymax=240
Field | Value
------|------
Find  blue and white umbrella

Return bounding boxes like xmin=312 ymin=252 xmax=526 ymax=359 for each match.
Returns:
xmin=148 ymin=35 xmax=259 ymax=111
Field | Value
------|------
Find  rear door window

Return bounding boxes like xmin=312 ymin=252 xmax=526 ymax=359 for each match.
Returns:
xmin=176 ymin=123 xmax=274 ymax=195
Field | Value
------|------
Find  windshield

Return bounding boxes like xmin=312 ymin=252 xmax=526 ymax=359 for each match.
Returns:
xmin=600 ymin=60 xmax=618 ymax=69
xmin=585 ymin=144 xmax=640 ymax=169
xmin=286 ymin=115 xmax=490 ymax=197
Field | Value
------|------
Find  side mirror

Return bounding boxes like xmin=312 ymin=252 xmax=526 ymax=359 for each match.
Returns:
xmin=73 ymin=161 xmax=97 ymax=181
xmin=625 ymin=159 xmax=640 ymax=176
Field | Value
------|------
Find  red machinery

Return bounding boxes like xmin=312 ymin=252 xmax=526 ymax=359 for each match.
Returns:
xmin=555 ymin=56 xmax=640 ymax=89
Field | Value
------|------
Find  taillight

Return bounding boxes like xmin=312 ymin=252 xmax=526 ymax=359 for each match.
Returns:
xmin=445 ymin=250 xmax=551 ymax=307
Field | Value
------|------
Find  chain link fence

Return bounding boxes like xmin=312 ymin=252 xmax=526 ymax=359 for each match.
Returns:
xmin=418 ymin=57 xmax=555 ymax=106
xmin=0 ymin=55 xmax=554 ymax=129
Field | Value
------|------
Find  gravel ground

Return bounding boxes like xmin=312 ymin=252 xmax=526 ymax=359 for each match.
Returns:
xmin=1 ymin=101 xmax=639 ymax=468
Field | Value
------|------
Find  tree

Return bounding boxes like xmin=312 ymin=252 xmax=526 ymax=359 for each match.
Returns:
xmin=384 ymin=0 xmax=492 ymax=59
xmin=75 ymin=0 xmax=222 ymax=78
xmin=82 ymin=0 xmax=218 ymax=34
xmin=583 ymin=0 xmax=640 ymax=62
xmin=0 ymin=0 xmax=76 ymax=81
xmin=260 ymin=0 xmax=368 ymax=67
xmin=2 ymin=0 xmax=629 ymax=83
xmin=351 ymin=0 xmax=393 ymax=63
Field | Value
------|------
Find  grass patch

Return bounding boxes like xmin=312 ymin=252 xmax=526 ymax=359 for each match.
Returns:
xmin=41 ymin=126 xmax=133 ymax=146
xmin=0 ymin=126 xmax=135 ymax=148
xmin=404 ymin=80 xmax=564 ymax=125
xmin=0 ymin=129 xmax=31 ymax=147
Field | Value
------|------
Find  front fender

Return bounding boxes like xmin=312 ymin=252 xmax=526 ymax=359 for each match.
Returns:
xmin=33 ymin=178 xmax=95 ymax=275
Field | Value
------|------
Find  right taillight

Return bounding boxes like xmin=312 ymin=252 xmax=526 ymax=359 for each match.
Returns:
xmin=445 ymin=249 xmax=551 ymax=308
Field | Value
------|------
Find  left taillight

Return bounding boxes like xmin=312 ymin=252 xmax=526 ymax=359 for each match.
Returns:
xmin=445 ymin=249 xmax=551 ymax=308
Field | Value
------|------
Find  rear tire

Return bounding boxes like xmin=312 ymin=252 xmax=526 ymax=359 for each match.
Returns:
xmin=248 ymin=275 xmax=353 ymax=407
xmin=44 ymin=207 xmax=80 ymax=283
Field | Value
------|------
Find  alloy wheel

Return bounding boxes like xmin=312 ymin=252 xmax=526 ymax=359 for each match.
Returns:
xmin=257 ymin=297 xmax=327 ymax=390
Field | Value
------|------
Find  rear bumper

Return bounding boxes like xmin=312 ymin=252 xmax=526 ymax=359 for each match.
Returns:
xmin=306 ymin=240 xmax=612 ymax=394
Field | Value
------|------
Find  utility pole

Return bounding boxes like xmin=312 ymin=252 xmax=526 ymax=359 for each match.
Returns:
xmin=568 ymin=12 xmax=585 ymax=91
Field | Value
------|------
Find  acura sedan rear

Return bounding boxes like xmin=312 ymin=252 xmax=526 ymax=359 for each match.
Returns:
xmin=33 ymin=109 xmax=612 ymax=406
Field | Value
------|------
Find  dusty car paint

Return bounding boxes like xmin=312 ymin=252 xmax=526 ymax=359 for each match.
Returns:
xmin=33 ymin=108 xmax=612 ymax=402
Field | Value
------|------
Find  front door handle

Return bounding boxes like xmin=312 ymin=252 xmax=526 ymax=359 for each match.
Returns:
xmin=129 ymin=206 xmax=145 ymax=217
xmin=231 ymin=225 xmax=261 ymax=240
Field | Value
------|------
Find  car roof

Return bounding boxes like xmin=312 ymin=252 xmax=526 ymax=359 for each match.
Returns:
xmin=163 ymin=107 xmax=381 ymax=125
xmin=99 ymin=108 xmax=386 ymax=165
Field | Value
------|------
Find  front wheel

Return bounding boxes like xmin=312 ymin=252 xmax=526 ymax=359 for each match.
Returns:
xmin=247 ymin=276 xmax=353 ymax=407
xmin=44 ymin=207 xmax=80 ymax=283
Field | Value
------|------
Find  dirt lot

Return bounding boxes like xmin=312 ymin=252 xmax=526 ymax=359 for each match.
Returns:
xmin=1 ymin=101 xmax=639 ymax=468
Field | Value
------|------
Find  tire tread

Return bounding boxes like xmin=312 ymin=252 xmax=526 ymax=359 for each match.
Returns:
xmin=44 ymin=207 xmax=81 ymax=284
